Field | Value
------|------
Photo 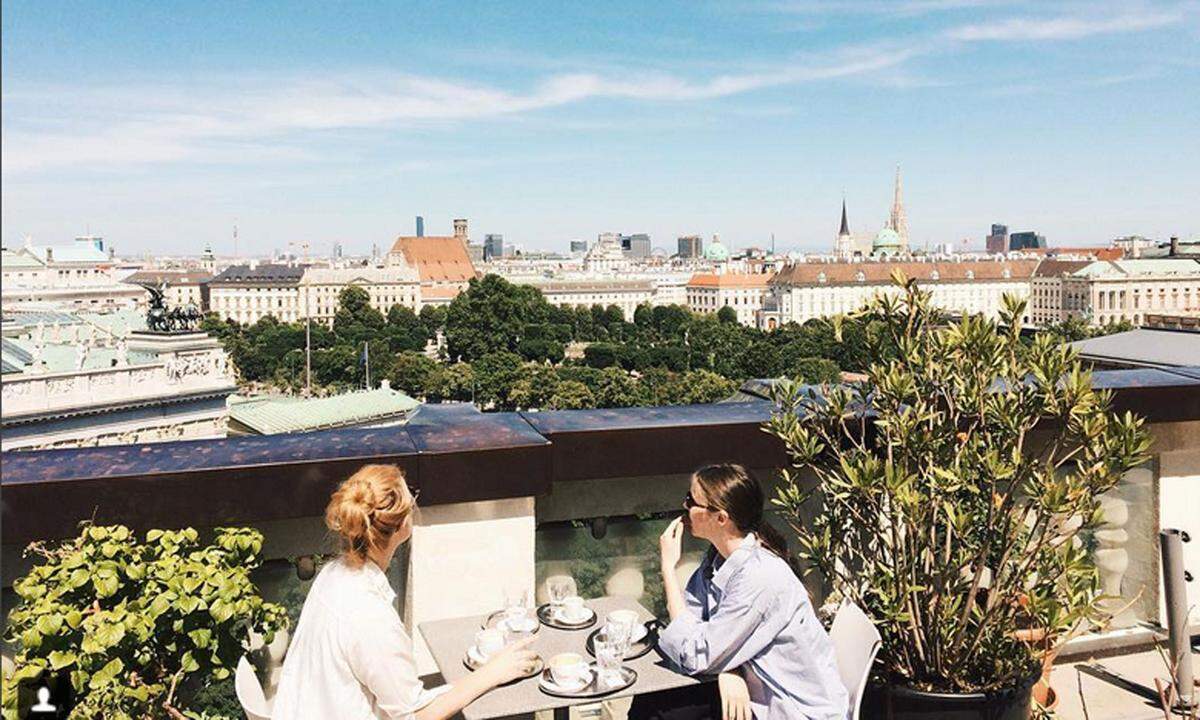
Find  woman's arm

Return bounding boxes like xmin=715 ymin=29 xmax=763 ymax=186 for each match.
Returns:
xmin=411 ymin=638 xmax=538 ymax=720
xmin=659 ymin=517 xmax=689 ymax=622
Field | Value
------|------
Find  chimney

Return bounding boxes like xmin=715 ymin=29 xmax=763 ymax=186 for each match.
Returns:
xmin=453 ymin=218 xmax=468 ymax=241
xmin=45 ymin=247 xmax=53 ymax=262
xmin=416 ymin=216 xmax=425 ymax=237
xmin=380 ymin=378 xmax=391 ymax=391
xmin=1170 ymin=236 xmax=1179 ymax=257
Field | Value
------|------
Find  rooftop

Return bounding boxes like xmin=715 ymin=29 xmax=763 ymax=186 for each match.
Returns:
xmin=771 ymin=258 xmax=1039 ymax=286
xmin=687 ymin=272 xmax=774 ymax=288
xmin=227 ymin=384 xmax=420 ymax=435
xmin=1071 ymin=328 xmax=1200 ymax=370
xmin=209 ymin=264 xmax=306 ymax=284
xmin=389 ymin=236 xmax=478 ymax=284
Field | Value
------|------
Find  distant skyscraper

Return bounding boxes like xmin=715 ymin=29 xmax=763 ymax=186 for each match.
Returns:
xmin=986 ymin=224 xmax=1009 ymax=254
xmin=677 ymin=235 xmax=703 ymax=259
xmin=1009 ymin=231 xmax=1046 ymax=251
xmin=834 ymin=199 xmax=854 ymax=259
xmin=887 ymin=166 xmax=909 ymax=251
xmin=621 ymin=233 xmax=651 ymax=258
xmin=570 ymin=239 xmax=589 ymax=254
xmin=415 ymin=216 xmax=425 ymax=237
xmin=484 ymin=234 xmax=504 ymax=261
xmin=333 ymin=242 xmax=344 ymax=259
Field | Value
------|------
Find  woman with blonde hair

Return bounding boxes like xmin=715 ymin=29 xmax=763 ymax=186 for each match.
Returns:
xmin=273 ymin=464 xmax=538 ymax=720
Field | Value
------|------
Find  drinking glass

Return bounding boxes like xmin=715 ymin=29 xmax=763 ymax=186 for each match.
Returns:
xmin=593 ymin=633 xmax=624 ymax=688
xmin=502 ymin=586 xmax=529 ymax=630
xmin=548 ymin=578 xmax=572 ymax=607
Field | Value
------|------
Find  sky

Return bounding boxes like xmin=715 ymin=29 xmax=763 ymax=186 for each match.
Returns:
xmin=2 ymin=1 xmax=1198 ymax=257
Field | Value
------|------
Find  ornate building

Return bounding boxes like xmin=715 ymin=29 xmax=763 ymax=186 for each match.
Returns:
xmin=831 ymin=167 xmax=911 ymax=258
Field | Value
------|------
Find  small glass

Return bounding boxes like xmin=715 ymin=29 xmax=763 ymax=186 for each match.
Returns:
xmin=502 ymin=586 xmax=530 ymax=630
xmin=548 ymin=578 xmax=572 ymax=607
xmin=593 ymin=632 xmax=625 ymax=688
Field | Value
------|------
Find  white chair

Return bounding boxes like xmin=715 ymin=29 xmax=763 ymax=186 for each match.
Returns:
xmin=236 ymin=655 xmax=274 ymax=720
xmin=829 ymin=602 xmax=882 ymax=720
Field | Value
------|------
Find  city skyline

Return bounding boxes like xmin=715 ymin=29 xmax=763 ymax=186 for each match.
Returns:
xmin=3 ymin=1 xmax=1198 ymax=255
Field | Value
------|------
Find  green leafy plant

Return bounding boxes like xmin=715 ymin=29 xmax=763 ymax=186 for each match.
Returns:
xmin=2 ymin=524 xmax=287 ymax=720
xmin=766 ymin=272 xmax=1151 ymax=694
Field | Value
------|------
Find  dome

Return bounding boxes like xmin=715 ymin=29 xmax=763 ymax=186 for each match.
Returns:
xmin=872 ymin=227 xmax=902 ymax=255
xmin=704 ymin=238 xmax=730 ymax=261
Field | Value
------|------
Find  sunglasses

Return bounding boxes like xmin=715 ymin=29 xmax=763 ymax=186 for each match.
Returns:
xmin=683 ymin=491 xmax=716 ymax=511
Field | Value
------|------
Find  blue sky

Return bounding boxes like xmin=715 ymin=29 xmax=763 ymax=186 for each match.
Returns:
xmin=3 ymin=1 xmax=1198 ymax=256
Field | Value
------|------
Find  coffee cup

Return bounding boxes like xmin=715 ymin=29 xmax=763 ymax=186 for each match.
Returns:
xmin=549 ymin=652 xmax=588 ymax=686
xmin=475 ymin=628 xmax=504 ymax=659
xmin=561 ymin=595 xmax=587 ymax=621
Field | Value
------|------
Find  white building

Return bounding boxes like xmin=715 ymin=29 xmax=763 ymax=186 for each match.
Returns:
xmin=1031 ymin=258 xmax=1200 ymax=327
xmin=686 ymin=272 xmax=774 ymax=327
xmin=1 ymin=237 xmax=144 ymax=310
xmin=761 ymin=259 xmax=1039 ymax=329
xmin=1 ymin=328 xmax=236 ymax=451
xmin=533 ymin=280 xmax=655 ymax=320
xmin=206 ymin=264 xmax=307 ymax=325
xmin=583 ymin=234 xmax=630 ymax=274
xmin=300 ymin=264 xmax=421 ymax=323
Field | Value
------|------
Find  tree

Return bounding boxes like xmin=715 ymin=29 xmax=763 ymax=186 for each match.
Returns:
xmin=444 ymin=275 xmax=553 ymax=361
xmin=593 ymin=367 xmax=645 ymax=408
xmin=651 ymin=305 xmax=691 ymax=338
xmin=517 ymin=338 xmax=565 ymax=364
xmin=313 ymin=345 xmax=357 ymax=387
xmin=333 ymin=286 xmax=385 ymax=345
xmin=472 ymin=351 xmax=526 ymax=410
xmin=548 ymin=380 xmax=595 ymax=410
xmin=786 ymin=356 xmax=841 ymax=384
xmin=426 ymin=362 xmax=475 ymax=403
xmin=767 ymin=277 xmax=1150 ymax=695
xmin=508 ymin=366 xmax=560 ymax=409
xmin=716 ymin=306 xmax=739 ymax=324
xmin=390 ymin=351 xmax=440 ymax=397
xmin=419 ymin=304 xmax=447 ymax=337
xmin=583 ymin=343 xmax=620 ymax=369
xmin=737 ymin=340 xmax=783 ymax=379
xmin=385 ymin=304 xmax=427 ymax=352
xmin=633 ymin=303 xmax=654 ymax=329
xmin=669 ymin=369 xmax=738 ymax=405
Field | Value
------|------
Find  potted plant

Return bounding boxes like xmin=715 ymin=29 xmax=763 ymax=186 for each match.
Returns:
xmin=766 ymin=274 xmax=1150 ymax=720
xmin=2 ymin=524 xmax=288 ymax=719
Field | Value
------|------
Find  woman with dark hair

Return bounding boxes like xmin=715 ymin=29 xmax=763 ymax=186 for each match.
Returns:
xmin=630 ymin=464 xmax=848 ymax=720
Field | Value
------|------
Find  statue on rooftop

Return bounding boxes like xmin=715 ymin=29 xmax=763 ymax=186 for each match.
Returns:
xmin=138 ymin=282 xmax=202 ymax=333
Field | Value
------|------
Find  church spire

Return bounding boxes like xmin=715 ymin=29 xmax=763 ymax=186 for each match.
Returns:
xmin=839 ymin=197 xmax=851 ymax=237
xmin=889 ymin=165 xmax=909 ymax=250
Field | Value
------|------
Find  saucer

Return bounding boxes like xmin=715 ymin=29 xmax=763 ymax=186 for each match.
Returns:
xmin=501 ymin=615 xmax=538 ymax=633
xmin=537 ymin=603 xmax=598 ymax=630
xmin=538 ymin=665 xmax=593 ymax=694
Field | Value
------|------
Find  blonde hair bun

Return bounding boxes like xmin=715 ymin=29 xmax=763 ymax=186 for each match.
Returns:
xmin=325 ymin=464 xmax=415 ymax=567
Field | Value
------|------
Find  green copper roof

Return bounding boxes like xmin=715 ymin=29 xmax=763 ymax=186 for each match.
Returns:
xmin=228 ymin=386 xmax=420 ymax=435
xmin=704 ymin=240 xmax=729 ymax=261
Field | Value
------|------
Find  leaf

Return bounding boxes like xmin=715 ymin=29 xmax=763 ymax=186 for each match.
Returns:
xmin=48 ymin=650 xmax=77 ymax=670
xmin=88 ymin=657 xmax=124 ymax=689
xmin=35 ymin=613 xmax=63 ymax=636
xmin=93 ymin=574 xmax=120 ymax=598
xmin=180 ymin=650 xmax=200 ymax=673
xmin=209 ymin=600 xmax=234 ymax=624
xmin=68 ymin=568 xmax=90 ymax=589
xmin=188 ymin=628 xmax=213 ymax=649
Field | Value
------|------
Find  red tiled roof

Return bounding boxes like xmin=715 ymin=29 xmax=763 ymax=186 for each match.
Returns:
xmin=688 ymin=273 xmax=774 ymax=288
xmin=389 ymin=236 xmax=478 ymax=284
xmin=1033 ymin=260 xmax=1093 ymax=278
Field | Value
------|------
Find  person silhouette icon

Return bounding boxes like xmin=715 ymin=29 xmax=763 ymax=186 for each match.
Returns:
xmin=26 ymin=685 xmax=58 ymax=719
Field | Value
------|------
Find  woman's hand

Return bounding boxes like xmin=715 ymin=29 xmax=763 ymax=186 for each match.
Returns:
xmin=660 ymin=516 xmax=684 ymax=572
xmin=718 ymin=670 xmax=752 ymax=720
xmin=479 ymin=636 xmax=539 ymax=687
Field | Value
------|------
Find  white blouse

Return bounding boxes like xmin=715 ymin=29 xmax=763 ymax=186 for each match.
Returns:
xmin=272 ymin=557 xmax=448 ymax=720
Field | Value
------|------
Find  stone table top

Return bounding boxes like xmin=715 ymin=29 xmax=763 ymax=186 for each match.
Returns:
xmin=418 ymin=596 xmax=708 ymax=720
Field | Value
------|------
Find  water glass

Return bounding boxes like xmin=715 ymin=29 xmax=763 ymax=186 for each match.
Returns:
xmin=593 ymin=633 xmax=624 ymax=687
xmin=548 ymin=578 xmax=572 ymax=606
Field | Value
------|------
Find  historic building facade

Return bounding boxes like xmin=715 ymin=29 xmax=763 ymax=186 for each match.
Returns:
xmin=760 ymin=259 xmax=1038 ymax=329
xmin=686 ymin=272 xmax=774 ymax=327
xmin=1030 ymin=258 xmax=1200 ymax=327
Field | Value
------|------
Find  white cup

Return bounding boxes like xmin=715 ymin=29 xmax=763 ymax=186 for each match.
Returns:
xmin=549 ymin=652 xmax=588 ymax=686
xmin=475 ymin=628 xmax=504 ymax=659
xmin=561 ymin=595 xmax=587 ymax=621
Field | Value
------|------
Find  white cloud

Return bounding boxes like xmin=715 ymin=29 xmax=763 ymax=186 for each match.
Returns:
xmin=946 ymin=10 xmax=1181 ymax=41
xmin=2 ymin=47 xmax=915 ymax=174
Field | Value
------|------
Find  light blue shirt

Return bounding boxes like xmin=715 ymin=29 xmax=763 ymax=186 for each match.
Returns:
xmin=658 ymin=534 xmax=849 ymax=720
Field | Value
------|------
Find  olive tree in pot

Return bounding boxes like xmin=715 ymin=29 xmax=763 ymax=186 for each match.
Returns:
xmin=766 ymin=274 xmax=1150 ymax=720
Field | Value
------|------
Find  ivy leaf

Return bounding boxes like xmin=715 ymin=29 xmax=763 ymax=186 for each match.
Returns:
xmin=188 ymin=628 xmax=212 ymax=649
xmin=93 ymin=574 xmax=120 ymax=598
xmin=36 ymin=613 xmax=64 ymax=636
xmin=69 ymin=568 xmax=91 ymax=589
xmin=88 ymin=657 xmax=125 ymax=689
xmin=48 ymin=650 xmax=77 ymax=670
xmin=180 ymin=651 xmax=200 ymax=673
